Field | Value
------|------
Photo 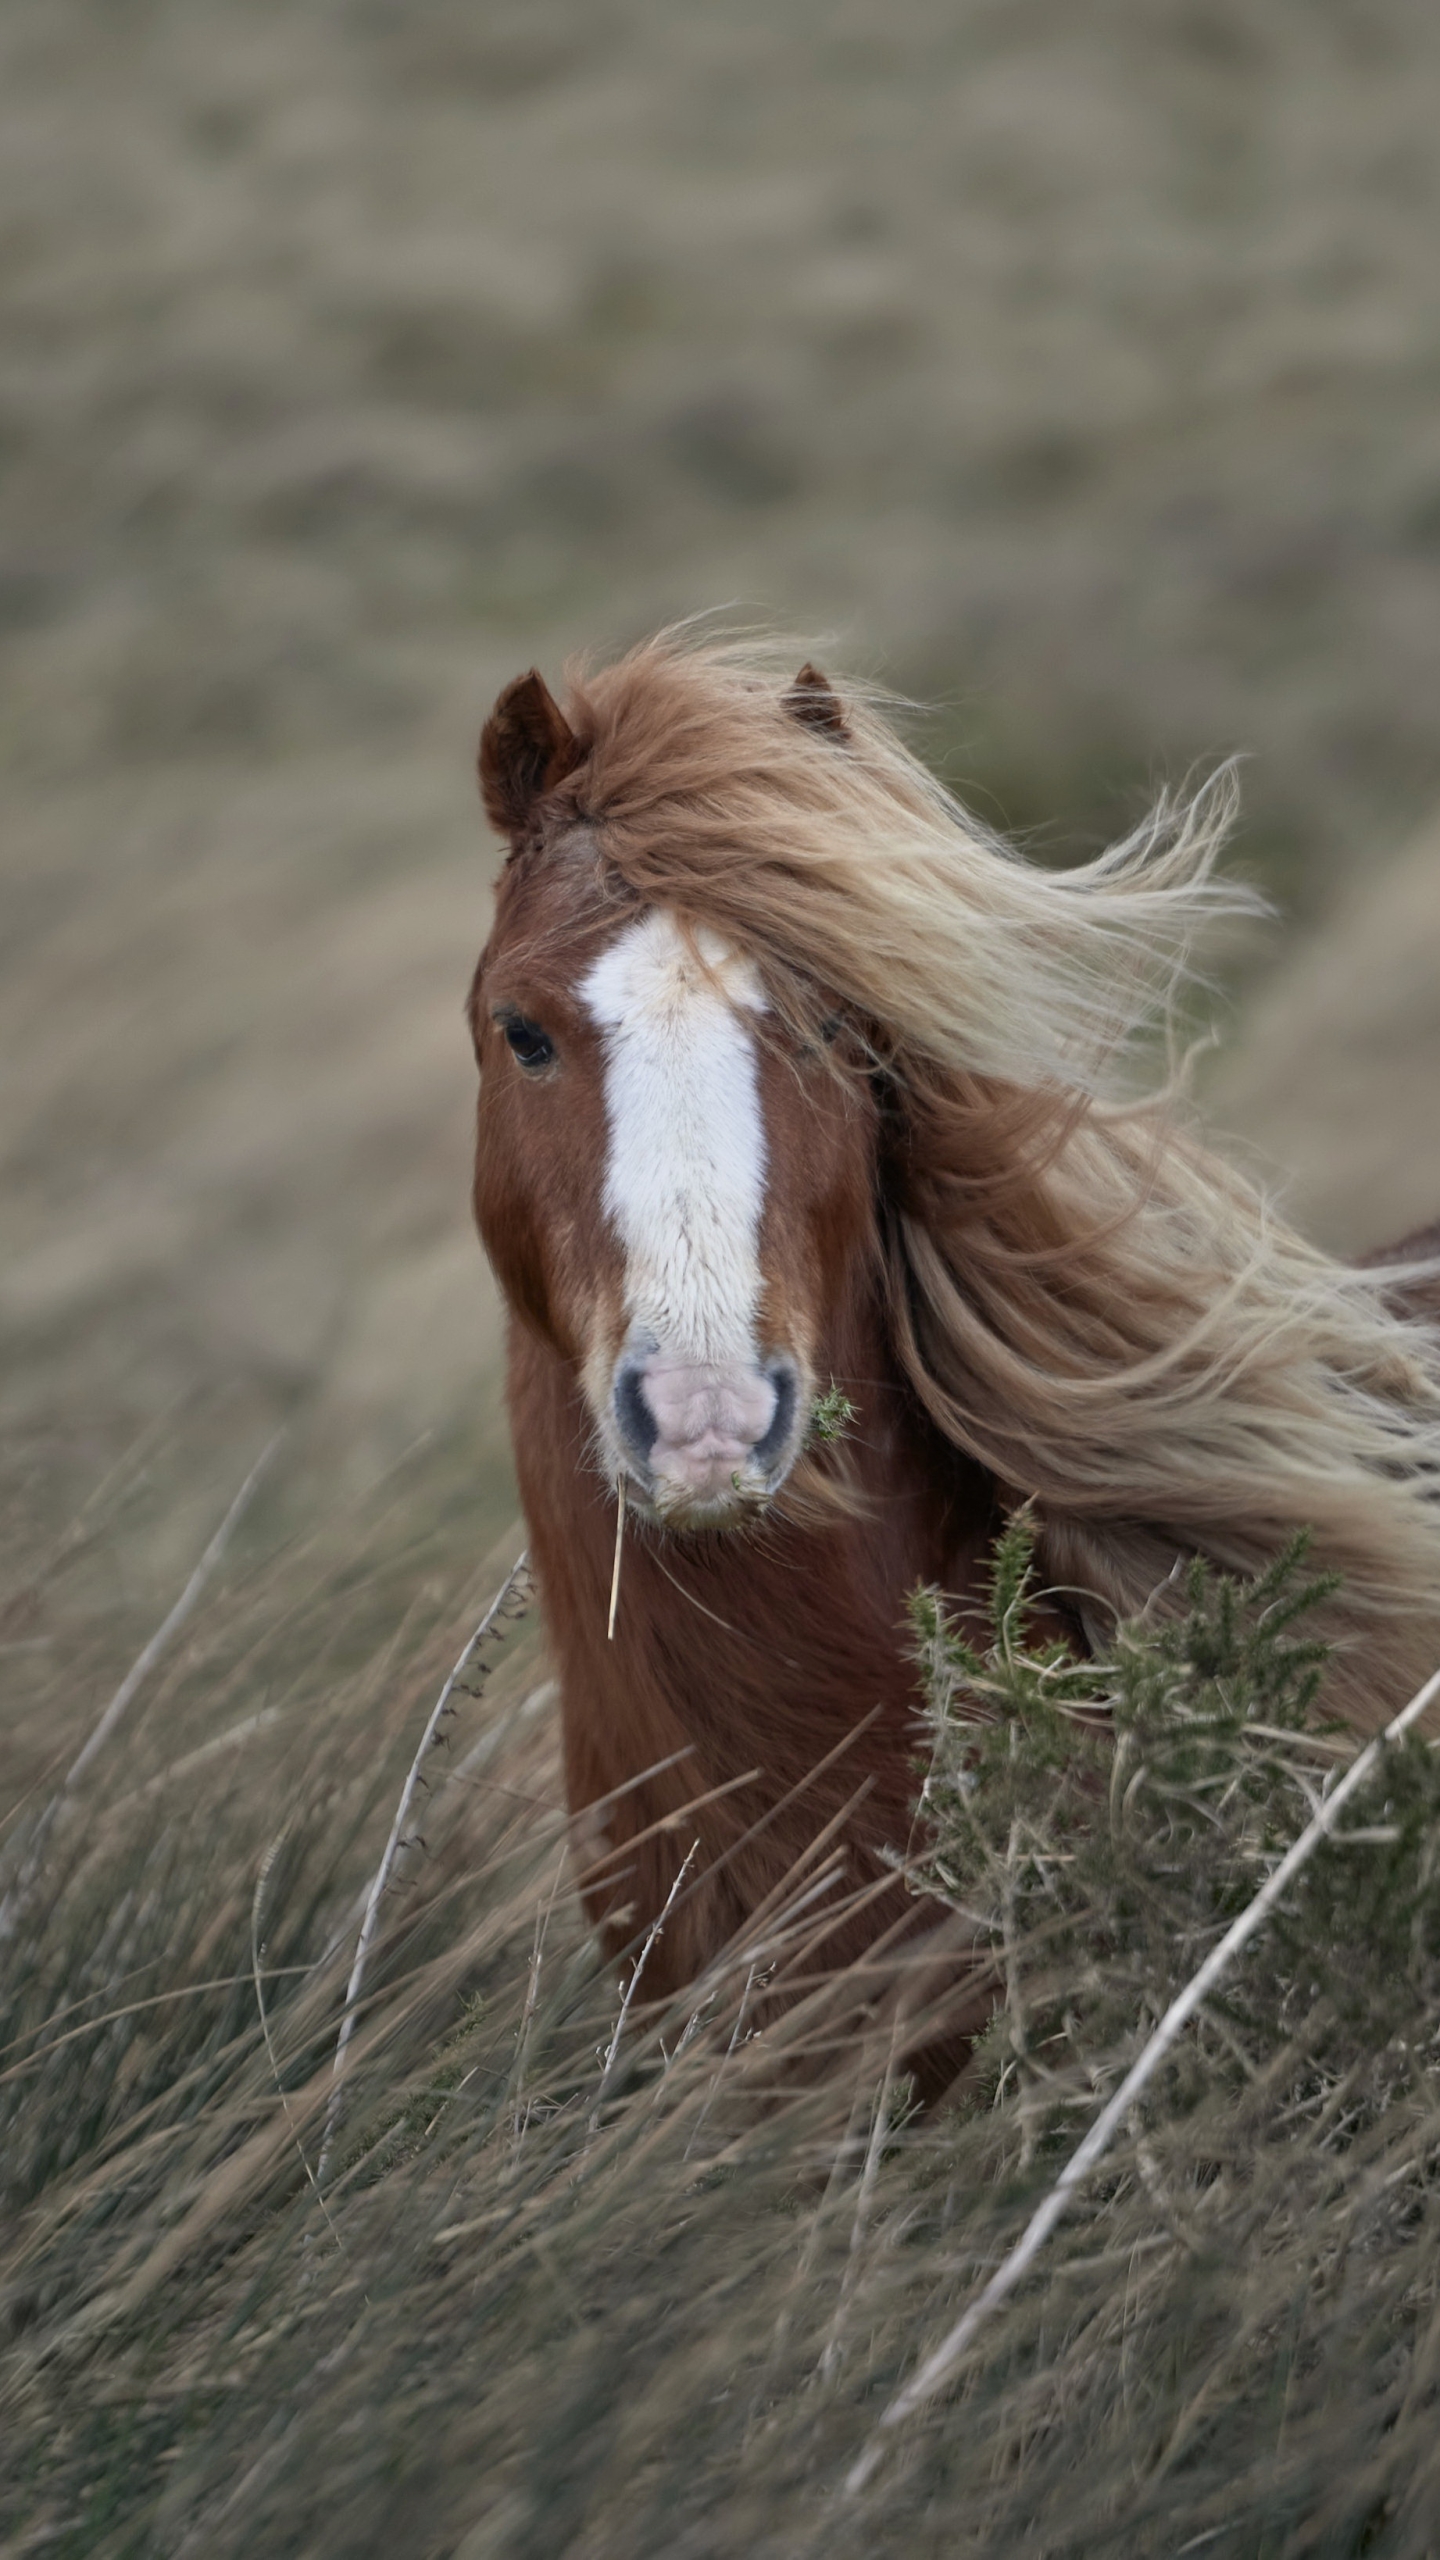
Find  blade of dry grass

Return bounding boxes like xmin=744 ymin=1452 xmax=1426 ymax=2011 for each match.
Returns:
xmin=61 ymin=1436 xmax=284 ymax=1795
xmin=251 ymin=1831 xmax=346 ymax=2254
xmin=0 ymin=1436 xmax=282 ymax=1938
xmin=319 ymin=1551 xmax=532 ymax=2179
xmin=607 ymin=1476 xmax=626 ymax=1640
xmin=590 ymin=1839 xmax=699 ymax=2134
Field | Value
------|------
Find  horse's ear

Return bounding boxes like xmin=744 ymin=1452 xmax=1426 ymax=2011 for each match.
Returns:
xmin=479 ymin=670 xmax=583 ymax=840
xmin=783 ymin=662 xmax=850 ymax=743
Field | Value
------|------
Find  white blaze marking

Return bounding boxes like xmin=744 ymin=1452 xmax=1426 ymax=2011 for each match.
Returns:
xmin=580 ymin=910 xmax=767 ymax=1364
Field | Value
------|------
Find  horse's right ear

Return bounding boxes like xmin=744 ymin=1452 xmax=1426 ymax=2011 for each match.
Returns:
xmin=478 ymin=670 xmax=583 ymax=842
xmin=783 ymin=662 xmax=850 ymax=743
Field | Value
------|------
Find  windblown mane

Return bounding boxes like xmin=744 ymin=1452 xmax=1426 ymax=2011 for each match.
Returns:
xmin=540 ymin=630 xmax=1440 ymax=1732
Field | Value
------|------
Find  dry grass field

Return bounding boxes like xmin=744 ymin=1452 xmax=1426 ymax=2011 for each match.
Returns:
xmin=4 ymin=3 xmax=1440 ymax=2550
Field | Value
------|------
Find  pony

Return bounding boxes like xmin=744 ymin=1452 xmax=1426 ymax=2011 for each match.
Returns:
xmin=468 ymin=630 xmax=1440 ymax=2041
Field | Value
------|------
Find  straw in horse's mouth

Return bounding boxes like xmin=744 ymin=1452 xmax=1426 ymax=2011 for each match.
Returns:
xmin=607 ymin=1475 xmax=627 ymax=1641
xmin=605 ymin=1462 xmax=777 ymax=1638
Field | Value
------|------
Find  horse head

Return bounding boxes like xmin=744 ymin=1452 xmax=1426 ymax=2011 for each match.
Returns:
xmin=470 ymin=663 xmax=878 ymax=1531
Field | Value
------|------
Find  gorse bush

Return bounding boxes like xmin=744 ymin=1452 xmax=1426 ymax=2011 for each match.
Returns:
xmin=5 ymin=1471 xmax=1440 ymax=2558
xmin=908 ymin=1513 xmax=1440 ymax=2145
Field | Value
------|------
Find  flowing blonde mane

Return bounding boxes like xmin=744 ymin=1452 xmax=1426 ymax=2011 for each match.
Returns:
xmin=544 ymin=630 xmax=1440 ymax=1732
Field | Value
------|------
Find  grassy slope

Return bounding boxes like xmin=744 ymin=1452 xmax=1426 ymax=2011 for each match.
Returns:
xmin=5 ymin=1513 xmax=1440 ymax=2557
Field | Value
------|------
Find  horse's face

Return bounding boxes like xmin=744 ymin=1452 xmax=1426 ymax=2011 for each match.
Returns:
xmin=472 ymin=851 xmax=877 ymax=1530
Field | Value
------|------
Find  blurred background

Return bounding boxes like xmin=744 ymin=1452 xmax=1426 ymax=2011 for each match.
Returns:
xmin=4 ymin=0 xmax=1440 ymax=1676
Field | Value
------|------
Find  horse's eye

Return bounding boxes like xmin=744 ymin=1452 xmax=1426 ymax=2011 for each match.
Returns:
xmin=502 ymin=1015 xmax=555 ymax=1072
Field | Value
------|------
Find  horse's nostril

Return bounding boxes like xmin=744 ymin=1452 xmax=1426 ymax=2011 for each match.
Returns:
xmin=615 ymin=1366 xmax=657 ymax=1468
xmin=752 ymin=1360 xmax=798 ymax=1473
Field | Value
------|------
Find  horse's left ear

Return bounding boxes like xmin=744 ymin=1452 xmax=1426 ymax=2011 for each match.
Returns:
xmin=783 ymin=662 xmax=850 ymax=743
xmin=479 ymin=669 xmax=584 ymax=842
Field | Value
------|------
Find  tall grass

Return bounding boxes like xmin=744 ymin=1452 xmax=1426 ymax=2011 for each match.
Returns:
xmin=4 ymin=1463 xmax=1440 ymax=2558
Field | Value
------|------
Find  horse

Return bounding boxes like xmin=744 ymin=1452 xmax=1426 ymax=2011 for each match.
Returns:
xmin=467 ymin=631 xmax=1440 ymax=2048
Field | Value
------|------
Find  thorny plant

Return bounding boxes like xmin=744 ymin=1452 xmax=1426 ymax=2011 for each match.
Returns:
xmin=907 ymin=1508 xmax=1440 ymax=2163
xmin=808 ymin=1382 xmax=859 ymax=1443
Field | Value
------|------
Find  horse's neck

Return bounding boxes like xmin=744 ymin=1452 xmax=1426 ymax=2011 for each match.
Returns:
xmin=507 ymin=1298 xmax=996 ymax=1826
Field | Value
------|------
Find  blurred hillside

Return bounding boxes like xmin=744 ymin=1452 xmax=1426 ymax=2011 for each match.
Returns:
xmin=1209 ymin=802 xmax=1440 ymax=1253
xmin=3 ymin=0 xmax=1440 ymax=1596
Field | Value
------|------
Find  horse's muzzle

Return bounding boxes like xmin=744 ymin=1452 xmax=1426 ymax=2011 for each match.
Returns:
xmin=612 ymin=1352 xmax=802 ymax=1525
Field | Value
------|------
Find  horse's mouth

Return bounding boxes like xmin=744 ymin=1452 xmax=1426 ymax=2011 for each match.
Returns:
xmin=622 ymin=1455 xmax=782 ymax=1533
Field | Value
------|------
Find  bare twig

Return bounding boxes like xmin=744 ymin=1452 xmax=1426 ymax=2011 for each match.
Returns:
xmin=845 ymin=1659 xmax=1440 ymax=2494
xmin=318 ymin=1551 xmax=532 ymax=2183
